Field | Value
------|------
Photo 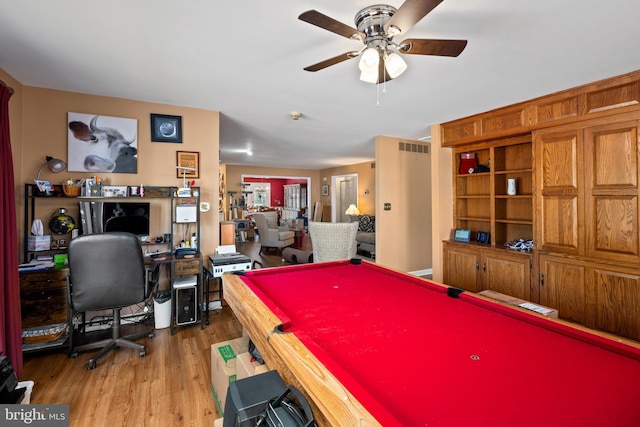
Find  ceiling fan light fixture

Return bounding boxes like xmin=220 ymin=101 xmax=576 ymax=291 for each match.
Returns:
xmin=384 ymin=51 xmax=407 ymax=78
xmin=359 ymin=68 xmax=379 ymax=84
xmin=359 ymin=47 xmax=380 ymax=72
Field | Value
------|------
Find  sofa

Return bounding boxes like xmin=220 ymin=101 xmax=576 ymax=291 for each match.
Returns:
xmin=355 ymin=214 xmax=375 ymax=259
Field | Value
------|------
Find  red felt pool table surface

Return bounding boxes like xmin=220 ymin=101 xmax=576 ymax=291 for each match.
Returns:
xmin=224 ymin=260 xmax=640 ymax=427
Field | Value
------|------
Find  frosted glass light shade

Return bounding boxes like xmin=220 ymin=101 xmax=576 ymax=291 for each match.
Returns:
xmin=384 ymin=52 xmax=407 ymax=78
xmin=359 ymin=47 xmax=380 ymax=72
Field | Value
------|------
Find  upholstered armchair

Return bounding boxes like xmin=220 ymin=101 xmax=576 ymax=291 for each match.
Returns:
xmin=308 ymin=221 xmax=359 ymax=262
xmin=253 ymin=212 xmax=295 ymax=253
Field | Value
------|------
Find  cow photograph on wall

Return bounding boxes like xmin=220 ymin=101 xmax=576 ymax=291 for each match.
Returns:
xmin=67 ymin=112 xmax=138 ymax=173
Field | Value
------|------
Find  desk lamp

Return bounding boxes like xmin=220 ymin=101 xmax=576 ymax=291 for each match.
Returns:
xmin=345 ymin=204 xmax=360 ymax=222
xmin=36 ymin=156 xmax=67 ymax=180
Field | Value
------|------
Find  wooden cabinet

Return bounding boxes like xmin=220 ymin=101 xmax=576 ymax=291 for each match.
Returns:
xmin=443 ymin=242 xmax=481 ymax=292
xmin=540 ymin=254 xmax=640 ymax=341
xmin=282 ymin=184 xmax=307 ymax=221
xmin=441 ymin=70 xmax=640 ymax=341
xmin=20 ymin=268 xmax=70 ymax=351
xmin=443 ymin=241 xmax=532 ymax=299
xmin=535 ymin=115 xmax=640 ymax=264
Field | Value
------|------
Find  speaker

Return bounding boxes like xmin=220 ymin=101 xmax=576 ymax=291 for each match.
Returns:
xmin=176 ymin=286 xmax=197 ymax=325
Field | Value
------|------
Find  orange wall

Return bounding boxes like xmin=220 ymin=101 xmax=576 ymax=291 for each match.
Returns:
xmin=375 ymin=136 xmax=432 ymax=272
xmin=6 ymin=75 xmax=219 ymax=259
xmin=429 ymin=125 xmax=453 ymax=282
xmin=319 ymin=161 xmax=376 ymax=216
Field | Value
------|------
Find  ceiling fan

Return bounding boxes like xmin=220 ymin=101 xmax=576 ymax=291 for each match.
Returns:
xmin=298 ymin=0 xmax=467 ymax=84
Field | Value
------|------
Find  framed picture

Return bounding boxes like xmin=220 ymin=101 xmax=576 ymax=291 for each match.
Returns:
xmin=453 ymin=229 xmax=471 ymax=242
xmin=68 ymin=112 xmax=138 ymax=173
xmin=322 ymin=185 xmax=329 ymax=196
xmin=176 ymin=151 xmax=199 ymax=179
xmin=151 ymin=114 xmax=182 ymax=143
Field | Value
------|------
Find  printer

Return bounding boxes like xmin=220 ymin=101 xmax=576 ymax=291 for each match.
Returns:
xmin=209 ymin=253 xmax=252 ymax=278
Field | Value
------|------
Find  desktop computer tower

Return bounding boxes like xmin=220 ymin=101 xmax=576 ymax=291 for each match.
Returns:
xmin=176 ymin=286 xmax=197 ymax=325
xmin=174 ymin=276 xmax=198 ymax=326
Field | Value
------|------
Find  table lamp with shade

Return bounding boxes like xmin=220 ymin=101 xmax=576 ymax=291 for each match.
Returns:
xmin=345 ymin=204 xmax=360 ymax=222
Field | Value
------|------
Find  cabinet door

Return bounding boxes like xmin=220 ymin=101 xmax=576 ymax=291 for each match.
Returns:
xmin=443 ymin=243 xmax=481 ymax=292
xmin=535 ymin=129 xmax=583 ymax=255
xmin=481 ymin=251 xmax=531 ymax=300
xmin=583 ymin=118 xmax=640 ymax=264
xmin=590 ymin=266 xmax=640 ymax=341
xmin=539 ymin=255 xmax=587 ymax=325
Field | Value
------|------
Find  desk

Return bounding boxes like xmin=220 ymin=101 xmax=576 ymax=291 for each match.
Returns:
xmin=222 ymin=259 xmax=640 ymax=427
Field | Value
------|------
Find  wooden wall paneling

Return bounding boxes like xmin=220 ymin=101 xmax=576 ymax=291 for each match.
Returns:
xmin=583 ymin=118 xmax=640 ymax=264
xmin=534 ymin=128 xmax=583 ymax=255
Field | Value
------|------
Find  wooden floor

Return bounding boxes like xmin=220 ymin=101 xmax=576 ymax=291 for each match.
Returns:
xmin=21 ymin=237 xmax=299 ymax=427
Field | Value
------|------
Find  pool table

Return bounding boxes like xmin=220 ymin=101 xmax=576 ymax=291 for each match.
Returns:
xmin=222 ymin=259 xmax=640 ymax=427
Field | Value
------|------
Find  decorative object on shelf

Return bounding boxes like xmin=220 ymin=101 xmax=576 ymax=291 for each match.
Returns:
xmin=507 ymin=178 xmax=517 ymax=195
xmin=68 ymin=112 xmax=138 ymax=173
xmin=151 ymin=113 xmax=182 ymax=143
xmin=453 ymin=228 xmax=471 ymax=243
xmin=459 ymin=152 xmax=477 ymax=174
xmin=176 ymin=151 xmax=199 ymax=179
xmin=62 ymin=184 xmax=82 ymax=197
xmin=476 ymin=231 xmax=490 ymax=244
xmin=49 ymin=208 xmax=76 ymax=235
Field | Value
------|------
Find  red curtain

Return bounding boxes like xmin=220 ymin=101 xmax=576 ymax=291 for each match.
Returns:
xmin=0 ymin=84 xmax=22 ymax=376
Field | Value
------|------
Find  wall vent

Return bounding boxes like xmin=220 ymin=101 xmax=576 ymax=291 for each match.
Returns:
xmin=399 ymin=142 xmax=429 ymax=154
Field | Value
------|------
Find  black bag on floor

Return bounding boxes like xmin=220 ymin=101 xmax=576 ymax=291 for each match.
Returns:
xmin=256 ymin=385 xmax=315 ymax=427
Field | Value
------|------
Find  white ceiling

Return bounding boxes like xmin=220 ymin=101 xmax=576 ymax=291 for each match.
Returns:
xmin=1 ymin=0 xmax=639 ymax=170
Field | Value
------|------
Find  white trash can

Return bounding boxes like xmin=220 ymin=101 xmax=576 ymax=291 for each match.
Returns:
xmin=153 ymin=290 xmax=172 ymax=329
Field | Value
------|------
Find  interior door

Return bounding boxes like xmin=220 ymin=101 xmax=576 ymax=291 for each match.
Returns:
xmin=333 ymin=174 xmax=358 ymax=222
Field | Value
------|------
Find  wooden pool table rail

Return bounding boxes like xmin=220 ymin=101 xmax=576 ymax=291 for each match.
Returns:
xmin=223 ymin=271 xmax=381 ymax=427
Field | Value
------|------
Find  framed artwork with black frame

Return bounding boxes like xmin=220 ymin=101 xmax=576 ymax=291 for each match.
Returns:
xmin=176 ymin=151 xmax=199 ymax=179
xmin=151 ymin=114 xmax=182 ymax=143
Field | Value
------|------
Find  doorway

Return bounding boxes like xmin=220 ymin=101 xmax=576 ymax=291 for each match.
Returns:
xmin=331 ymin=174 xmax=358 ymax=222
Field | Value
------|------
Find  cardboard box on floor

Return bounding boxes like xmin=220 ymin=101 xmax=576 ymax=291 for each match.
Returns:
xmin=213 ymin=417 xmax=223 ymax=427
xmin=236 ymin=352 xmax=268 ymax=380
xmin=478 ymin=290 xmax=558 ymax=318
xmin=211 ymin=336 xmax=250 ymax=416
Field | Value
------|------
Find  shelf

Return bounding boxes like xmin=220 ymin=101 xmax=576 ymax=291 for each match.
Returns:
xmin=457 ymin=216 xmax=491 ymax=222
xmin=494 ymin=168 xmax=533 ymax=175
xmin=495 ymin=219 xmax=533 ymax=225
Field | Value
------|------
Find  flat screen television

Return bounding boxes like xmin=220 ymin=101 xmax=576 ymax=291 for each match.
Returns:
xmin=79 ymin=201 xmax=150 ymax=236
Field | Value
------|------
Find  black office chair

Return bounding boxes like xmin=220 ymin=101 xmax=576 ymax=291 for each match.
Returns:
xmin=67 ymin=232 xmax=154 ymax=369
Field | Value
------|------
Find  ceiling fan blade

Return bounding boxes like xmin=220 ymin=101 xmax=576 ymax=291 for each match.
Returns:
xmin=399 ymin=38 xmax=467 ymax=57
xmin=385 ymin=0 xmax=443 ymax=36
xmin=303 ymin=52 xmax=358 ymax=72
xmin=299 ymin=10 xmax=365 ymax=40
